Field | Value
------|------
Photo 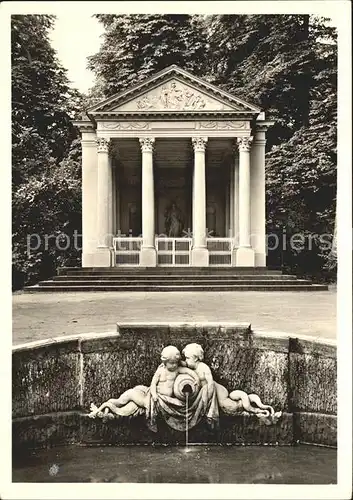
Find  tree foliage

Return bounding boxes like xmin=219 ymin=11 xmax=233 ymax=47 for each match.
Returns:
xmin=264 ymin=19 xmax=337 ymax=277
xmin=206 ymin=15 xmax=328 ymax=145
xmin=199 ymin=14 xmax=337 ymax=277
xmin=87 ymin=14 xmax=208 ymax=98
xmin=12 ymin=15 xmax=82 ymax=289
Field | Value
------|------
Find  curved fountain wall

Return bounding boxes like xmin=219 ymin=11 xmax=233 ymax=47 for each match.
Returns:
xmin=12 ymin=323 xmax=336 ymax=450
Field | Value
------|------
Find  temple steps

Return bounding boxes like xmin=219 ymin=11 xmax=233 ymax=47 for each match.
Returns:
xmin=51 ymin=275 xmax=299 ymax=282
xmin=58 ymin=266 xmax=282 ymax=276
xmin=25 ymin=284 xmax=327 ymax=292
xmin=46 ymin=279 xmax=309 ymax=286
xmin=24 ymin=268 xmax=328 ymax=292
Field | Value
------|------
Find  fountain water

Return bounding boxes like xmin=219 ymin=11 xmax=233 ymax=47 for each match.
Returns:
xmin=182 ymin=383 xmax=193 ymax=452
xmin=185 ymin=393 xmax=189 ymax=451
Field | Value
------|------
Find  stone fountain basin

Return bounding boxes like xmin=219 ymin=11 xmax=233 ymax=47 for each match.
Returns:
xmin=12 ymin=322 xmax=337 ymax=450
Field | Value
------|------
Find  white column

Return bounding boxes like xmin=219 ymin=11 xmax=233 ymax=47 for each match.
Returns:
xmin=139 ymin=138 xmax=157 ymax=267
xmin=251 ymin=127 xmax=267 ymax=267
xmin=107 ymin=154 xmax=113 ymax=245
xmin=81 ymin=129 xmax=97 ymax=267
xmin=236 ymin=136 xmax=255 ymax=267
xmin=115 ymin=167 xmax=120 ymax=234
xmin=234 ymin=153 xmax=240 ymax=245
xmin=225 ymin=171 xmax=230 ymax=237
xmin=191 ymin=137 xmax=208 ymax=266
xmin=111 ymin=162 xmax=116 ymax=236
xmin=95 ymin=137 xmax=112 ymax=266
xmin=192 ymin=164 xmax=195 ymax=239
xmin=231 ymin=148 xmax=239 ymax=266
xmin=229 ymin=162 xmax=234 ymax=239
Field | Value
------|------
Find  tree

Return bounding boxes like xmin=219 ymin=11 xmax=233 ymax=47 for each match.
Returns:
xmin=12 ymin=15 xmax=82 ymax=289
xmin=12 ymin=16 xmax=79 ymax=174
xmin=204 ymin=15 xmax=337 ymax=278
xmin=264 ymin=19 xmax=337 ymax=277
xmin=205 ymin=15 xmax=317 ymax=146
xmin=12 ymin=146 xmax=82 ymax=286
xmin=87 ymin=14 xmax=208 ymax=98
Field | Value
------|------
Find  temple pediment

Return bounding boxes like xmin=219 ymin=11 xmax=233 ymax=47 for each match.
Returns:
xmin=88 ymin=65 xmax=261 ymax=116
xmin=113 ymin=79 xmax=235 ymax=112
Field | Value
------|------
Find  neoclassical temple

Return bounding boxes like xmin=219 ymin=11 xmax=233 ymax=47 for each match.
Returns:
xmin=74 ymin=66 xmax=273 ymax=268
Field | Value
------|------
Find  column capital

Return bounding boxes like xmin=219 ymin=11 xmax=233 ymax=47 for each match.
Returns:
xmin=139 ymin=138 xmax=155 ymax=153
xmin=192 ymin=137 xmax=208 ymax=152
xmin=96 ymin=137 xmax=110 ymax=153
xmin=237 ymin=136 xmax=253 ymax=153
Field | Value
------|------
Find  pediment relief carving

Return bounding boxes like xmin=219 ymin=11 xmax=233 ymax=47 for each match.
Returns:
xmin=87 ymin=66 xmax=261 ymax=118
xmin=112 ymin=79 xmax=236 ymax=113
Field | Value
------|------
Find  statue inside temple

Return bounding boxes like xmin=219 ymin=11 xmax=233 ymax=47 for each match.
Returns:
xmin=164 ymin=202 xmax=184 ymax=237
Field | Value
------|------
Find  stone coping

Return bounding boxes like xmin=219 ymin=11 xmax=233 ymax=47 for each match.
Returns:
xmin=13 ymin=323 xmax=336 ymax=353
xmin=13 ymin=331 xmax=118 ymax=352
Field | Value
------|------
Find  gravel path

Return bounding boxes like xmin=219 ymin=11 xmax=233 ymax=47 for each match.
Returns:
xmin=12 ymin=290 xmax=336 ymax=346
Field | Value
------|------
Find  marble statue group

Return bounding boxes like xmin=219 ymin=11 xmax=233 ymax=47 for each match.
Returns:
xmin=88 ymin=343 xmax=282 ymax=432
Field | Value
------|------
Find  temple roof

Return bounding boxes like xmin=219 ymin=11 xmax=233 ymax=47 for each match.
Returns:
xmin=85 ymin=65 xmax=261 ymax=119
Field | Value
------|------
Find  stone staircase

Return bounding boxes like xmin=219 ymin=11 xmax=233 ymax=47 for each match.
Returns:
xmin=24 ymin=267 xmax=328 ymax=292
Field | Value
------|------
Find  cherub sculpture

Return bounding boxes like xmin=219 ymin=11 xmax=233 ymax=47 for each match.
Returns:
xmin=150 ymin=345 xmax=199 ymax=401
xmin=182 ymin=343 xmax=282 ymax=425
xmin=88 ymin=345 xmax=197 ymax=426
xmin=88 ymin=343 xmax=282 ymax=429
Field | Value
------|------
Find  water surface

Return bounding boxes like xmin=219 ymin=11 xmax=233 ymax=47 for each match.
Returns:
xmin=13 ymin=444 xmax=336 ymax=483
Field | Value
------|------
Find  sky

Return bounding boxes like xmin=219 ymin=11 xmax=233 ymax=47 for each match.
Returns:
xmin=50 ymin=13 xmax=338 ymax=94
xmin=50 ymin=14 xmax=104 ymax=93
